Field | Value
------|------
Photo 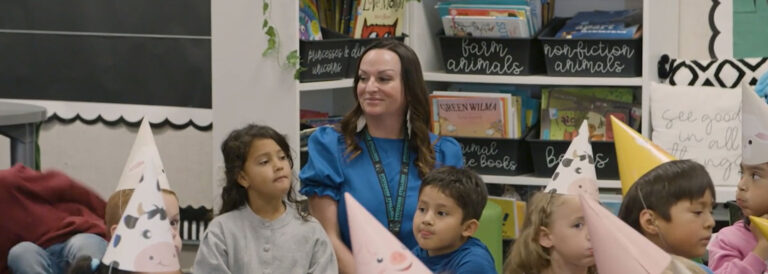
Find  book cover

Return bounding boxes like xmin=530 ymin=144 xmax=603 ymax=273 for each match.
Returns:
xmin=442 ymin=15 xmax=530 ymax=38
xmin=488 ymin=196 xmax=527 ymax=239
xmin=431 ymin=91 xmax=516 ymax=138
xmin=541 ymin=88 xmax=634 ymax=140
xmin=299 ymin=0 xmax=323 ymax=40
xmin=352 ymin=0 xmax=405 ymax=38
xmin=434 ymin=97 xmax=507 ymax=138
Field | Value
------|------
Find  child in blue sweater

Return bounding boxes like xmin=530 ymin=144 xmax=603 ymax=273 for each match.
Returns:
xmin=411 ymin=166 xmax=496 ymax=273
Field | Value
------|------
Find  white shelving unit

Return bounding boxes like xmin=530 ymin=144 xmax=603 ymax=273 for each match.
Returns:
xmin=481 ymin=174 xmax=622 ymax=189
xmin=211 ymin=0 xmax=739 ymax=233
xmin=299 ymin=78 xmax=354 ymax=92
xmin=424 ymin=72 xmax=643 ymax=86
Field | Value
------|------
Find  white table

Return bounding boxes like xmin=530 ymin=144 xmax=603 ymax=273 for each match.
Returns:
xmin=0 ymin=102 xmax=47 ymax=168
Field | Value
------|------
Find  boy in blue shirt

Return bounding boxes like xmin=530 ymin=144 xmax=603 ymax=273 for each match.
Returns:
xmin=412 ymin=166 xmax=496 ymax=273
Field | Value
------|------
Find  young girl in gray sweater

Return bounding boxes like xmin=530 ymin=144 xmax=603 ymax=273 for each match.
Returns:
xmin=193 ymin=124 xmax=337 ymax=274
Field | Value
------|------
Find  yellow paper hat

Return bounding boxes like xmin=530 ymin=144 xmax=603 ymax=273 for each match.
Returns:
xmin=749 ymin=216 xmax=768 ymax=241
xmin=580 ymin=194 xmax=671 ymax=274
xmin=611 ymin=116 xmax=676 ymax=195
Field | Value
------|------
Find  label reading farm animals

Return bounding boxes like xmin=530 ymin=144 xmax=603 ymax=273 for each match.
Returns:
xmin=445 ymin=39 xmax=525 ymax=75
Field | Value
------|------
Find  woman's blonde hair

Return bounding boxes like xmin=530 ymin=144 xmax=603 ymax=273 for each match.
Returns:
xmin=504 ymin=191 xmax=596 ymax=274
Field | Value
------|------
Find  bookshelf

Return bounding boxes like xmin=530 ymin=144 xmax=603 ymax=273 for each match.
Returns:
xmin=423 ymin=72 xmax=643 ymax=86
xmin=212 ymin=0 xmax=738 ymax=208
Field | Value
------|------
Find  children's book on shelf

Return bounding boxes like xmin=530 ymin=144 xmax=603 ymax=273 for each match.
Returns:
xmin=352 ymin=0 xmax=405 ymax=38
xmin=431 ymin=91 xmax=522 ymax=138
xmin=555 ymin=9 xmax=642 ymax=39
xmin=446 ymin=83 xmax=540 ymax=136
xmin=488 ymin=196 xmax=527 ymax=239
xmin=540 ymin=87 xmax=635 ymax=141
xmin=433 ymin=97 xmax=507 ymax=138
xmin=442 ymin=15 xmax=530 ymax=38
xmin=435 ymin=0 xmax=541 ymax=35
xmin=300 ymin=0 xmax=323 ymax=40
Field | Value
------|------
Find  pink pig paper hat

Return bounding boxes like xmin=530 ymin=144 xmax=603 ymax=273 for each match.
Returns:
xmin=544 ymin=121 xmax=599 ymax=201
xmin=580 ymin=194 xmax=670 ymax=274
xmin=344 ymin=193 xmax=431 ymax=273
xmin=101 ymin=158 xmax=180 ymax=272
xmin=116 ymin=119 xmax=171 ymax=191
xmin=741 ymin=83 xmax=768 ymax=165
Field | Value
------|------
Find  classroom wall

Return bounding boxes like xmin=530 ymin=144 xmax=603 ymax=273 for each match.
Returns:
xmin=0 ymin=120 xmax=213 ymax=207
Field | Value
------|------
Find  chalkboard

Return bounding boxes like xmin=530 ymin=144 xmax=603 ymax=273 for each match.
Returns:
xmin=454 ymin=136 xmax=533 ymax=176
xmin=539 ymin=18 xmax=641 ymax=77
xmin=0 ymin=0 xmax=211 ymax=108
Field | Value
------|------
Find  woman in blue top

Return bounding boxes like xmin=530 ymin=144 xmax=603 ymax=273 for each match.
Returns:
xmin=299 ymin=39 xmax=464 ymax=273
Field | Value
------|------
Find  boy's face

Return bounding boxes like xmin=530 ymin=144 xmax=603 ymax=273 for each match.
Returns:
xmin=162 ymin=192 xmax=182 ymax=255
xmin=538 ymin=195 xmax=594 ymax=268
xmin=736 ymin=163 xmax=768 ymax=217
xmin=653 ymin=189 xmax=715 ymax=259
xmin=413 ymin=186 xmax=474 ymax=256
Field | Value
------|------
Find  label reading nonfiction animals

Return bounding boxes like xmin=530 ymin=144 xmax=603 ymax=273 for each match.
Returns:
xmin=445 ymin=39 xmax=525 ymax=75
xmin=543 ymin=41 xmax=636 ymax=74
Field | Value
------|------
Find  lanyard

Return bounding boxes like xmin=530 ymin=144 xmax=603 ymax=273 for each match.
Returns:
xmin=362 ymin=128 xmax=410 ymax=235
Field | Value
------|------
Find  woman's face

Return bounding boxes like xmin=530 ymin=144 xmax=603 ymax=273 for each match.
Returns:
xmin=356 ymin=49 xmax=406 ymax=120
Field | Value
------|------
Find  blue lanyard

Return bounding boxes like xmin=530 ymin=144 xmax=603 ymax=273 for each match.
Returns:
xmin=362 ymin=128 xmax=410 ymax=235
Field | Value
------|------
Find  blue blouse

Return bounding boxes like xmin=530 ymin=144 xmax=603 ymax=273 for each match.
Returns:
xmin=299 ymin=126 xmax=464 ymax=250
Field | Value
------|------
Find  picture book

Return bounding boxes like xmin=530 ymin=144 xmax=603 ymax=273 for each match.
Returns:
xmin=352 ymin=0 xmax=405 ymax=38
xmin=556 ymin=9 xmax=642 ymax=39
xmin=431 ymin=91 xmax=520 ymax=138
xmin=541 ymin=88 xmax=634 ymax=141
xmin=444 ymin=84 xmax=540 ymax=136
xmin=599 ymin=193 xmax=623 ymax=216
xmin=433 ymin=97 xmax=507 ymax=138
xmin=435 ymin=1 xmax=538 ymax=34
xmin=488 ymin=196 xmax=527 ymax=239
xmin=300 ymin=0 xmax=323 ymax=40
xmin=442 ymin=15 xmax=530 ymax=38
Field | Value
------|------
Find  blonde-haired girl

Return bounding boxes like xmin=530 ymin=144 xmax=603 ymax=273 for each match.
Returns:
xmin=504 ymin=191 xmax=595 ymax=274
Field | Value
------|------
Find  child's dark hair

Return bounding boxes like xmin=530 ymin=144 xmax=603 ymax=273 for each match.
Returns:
xmin=419 ymin=166 xmax=488 ymax=222
xmin=219 ymin=124 xmax=308 ymax=220
xmin=618 ymin=159 xmax=715 ymax=233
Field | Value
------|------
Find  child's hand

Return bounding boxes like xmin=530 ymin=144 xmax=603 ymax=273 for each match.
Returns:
xmin=751 ymin=214 xmax=768 ymax=260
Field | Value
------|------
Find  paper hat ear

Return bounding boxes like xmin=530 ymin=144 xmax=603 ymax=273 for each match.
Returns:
xmin=344 ymin=193 xmax=431 ymax=273
xmin=544 ymin=121 xmax=599 ymax=201
xmin=580 ymin=194 xmax=671 ymax=274
xmin=101 ymin=158 xmax=180 ymax=272
xmin=116 ymin=119 xmax=171 ymax=191
xmin=749 ymin=216 xmax=768 ymax=241
xmin=741 ymin=83 xmax=768 ymax=165
xmin=611 ymin=116 xmax=676 ymax=195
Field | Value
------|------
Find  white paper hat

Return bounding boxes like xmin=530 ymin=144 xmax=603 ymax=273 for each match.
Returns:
xmin=544 ymin=121 xmax=599 ymax=200
xmin=345 ymin=193 xmax=431 ymax=273
xmin=101 ymin=158 xmax=180 ymax=271
xmin=116 ymin=119 xmax=171 ymax=191
xmin=742 ymin=83 xmax=768 ymax=165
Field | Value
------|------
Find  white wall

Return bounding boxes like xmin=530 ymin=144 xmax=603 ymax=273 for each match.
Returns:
xmin=211 ymin=1 xmax=300 ymax=211
xmin=0 ymin=120 xmax=213 ymax=207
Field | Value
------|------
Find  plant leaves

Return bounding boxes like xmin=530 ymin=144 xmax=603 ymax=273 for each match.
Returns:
xmin=262 ymin=19 xmax=268 ymax=29
xmin=263 ymin=1 xmax=269 ymax=15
